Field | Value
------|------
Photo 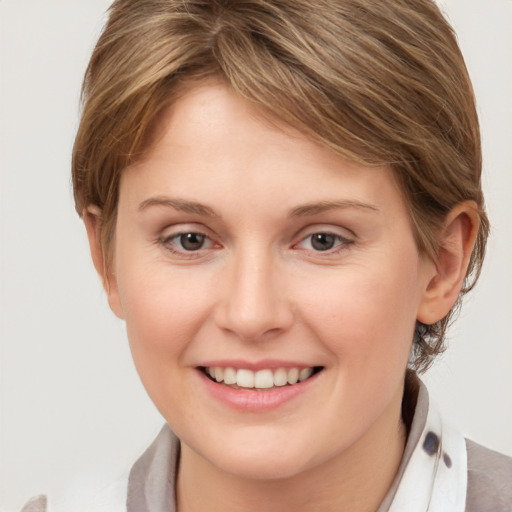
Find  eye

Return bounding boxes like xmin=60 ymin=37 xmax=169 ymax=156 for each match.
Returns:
xmin=176 ymin=232 xmax=207 ymax=251
xmin=296 ymin=231 xmax=352 ymax=253
xmin=310 ymin=233 xmax=337 ymax=251
xmin=162 ymin=231 xmax=214 ymax=253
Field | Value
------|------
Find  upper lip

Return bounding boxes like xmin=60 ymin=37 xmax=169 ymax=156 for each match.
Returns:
xmin=197 ymin=359 xmax=320 ymax=371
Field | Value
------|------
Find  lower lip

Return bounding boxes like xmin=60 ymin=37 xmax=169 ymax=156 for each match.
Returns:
xmin=197 ymin=369 xmax=322 ymax=412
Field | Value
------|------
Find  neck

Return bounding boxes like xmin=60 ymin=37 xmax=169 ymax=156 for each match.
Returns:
xmin=177 ymin=391 xmax=407 ymax=512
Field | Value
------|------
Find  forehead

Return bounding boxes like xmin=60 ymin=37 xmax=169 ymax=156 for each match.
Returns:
xmin=120 ymin=82 xmax=405 ymax=222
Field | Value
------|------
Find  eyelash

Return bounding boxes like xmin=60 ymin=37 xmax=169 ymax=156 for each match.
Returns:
xmin=159 ymin=231 xmax=217 ymax=258
xmin=293 ymin=232 xmax=353 ymax=254
xmin=159 ymin=230 xmax=353 ymax=258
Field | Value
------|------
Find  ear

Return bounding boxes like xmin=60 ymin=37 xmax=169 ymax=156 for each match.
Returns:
xmin=83 ymin=205 xmax=125 ymax=319
xmin=417 ymin=201 xmax=480 ymax=324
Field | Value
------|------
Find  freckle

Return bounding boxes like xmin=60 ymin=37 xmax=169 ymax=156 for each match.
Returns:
xmin=423 ymin=431 xmax=440 ymax=456
xmin=443 ymin=452 xmax=452 ymax=468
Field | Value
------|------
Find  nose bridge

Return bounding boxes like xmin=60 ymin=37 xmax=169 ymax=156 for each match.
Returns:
xmin=216 ymin=242 xmax=293 ymax=341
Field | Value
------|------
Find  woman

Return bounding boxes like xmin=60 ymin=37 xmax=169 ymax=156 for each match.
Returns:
xmin=21 ymin=0 xmax=512 ymax=510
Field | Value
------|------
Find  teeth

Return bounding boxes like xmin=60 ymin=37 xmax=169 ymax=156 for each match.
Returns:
xmin=224 ymin=367 xmax=237 ymax=385
xmin=205 ymin=366 xmax=317 ymax=389
xmin=254 ymin=369 xmax=274 ymax=389
xmin=273 ymin=368 xmax=288 ymax=387
xmin=236 ymin=369 xmax=254 ymax=388
xmin=287 ymin=368 xmax=299 ymax=385
xmin=299 ymin=367 xmax=313 ymax=382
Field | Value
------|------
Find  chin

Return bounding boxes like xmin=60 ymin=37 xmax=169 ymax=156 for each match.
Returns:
xmin=191 ymin=429 xmax=320 ymax=481
xmin=214 ymin=451 xmax=312 ymax=481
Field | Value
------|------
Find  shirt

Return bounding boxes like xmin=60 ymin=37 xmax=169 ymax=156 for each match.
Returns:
xmin=21 ymin=376 xmax=512 ymax=511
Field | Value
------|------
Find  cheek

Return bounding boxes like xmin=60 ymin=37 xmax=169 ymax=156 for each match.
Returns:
xmin=298 ymin=260 xmax=420 ymax=369
xmin=114 ymin=265 xmax=215 ymax=418
xmin=114 ymin=257 xmax=215 ymax=374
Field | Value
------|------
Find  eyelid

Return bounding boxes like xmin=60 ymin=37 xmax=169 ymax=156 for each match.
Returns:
xmin=159 ymin=222 xmax=217 ymax=242
xmin=158 ymin=223 xmax=221 ymax=257
xmin=295 ymin=233 xmax=351 ymax=247
xmin=292 ymin=227 xmax=355 ymax=254
xmin=293 ymin=223 xmax=355 ymax=241
xmin=166 ymin=232 xmax=213 ymax=249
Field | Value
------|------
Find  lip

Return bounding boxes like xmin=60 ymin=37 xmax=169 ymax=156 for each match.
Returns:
xmin=195 ymin=365 xmax=323 ymax=412
xmin=198 ymin=359 xmax=314 ymax=371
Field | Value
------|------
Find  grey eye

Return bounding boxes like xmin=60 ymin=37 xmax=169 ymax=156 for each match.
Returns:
xmin=179 ymin=233 xmax=206 ymax=251
xmin=310 ymin=233 xmax=336 ymax=251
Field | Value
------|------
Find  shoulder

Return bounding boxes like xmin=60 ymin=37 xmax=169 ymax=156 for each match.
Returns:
xmin=465 ymin=438 xmax=512 ymax=512
xmin=20 ymin=495 xmax=47 ymax=512
xmin=18 ymin=425 xmax=175 ymax=512
xmin=18 ymin=473 xmax=129 ymax=512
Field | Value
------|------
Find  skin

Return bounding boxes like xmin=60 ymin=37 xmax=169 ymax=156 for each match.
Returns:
xmin=85 ymin=82 xmax=478 ymax=512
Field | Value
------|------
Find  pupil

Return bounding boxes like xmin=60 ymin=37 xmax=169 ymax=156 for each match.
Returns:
xmin=180 ymin=233 xmax=205 ymax=251
xmin=311 ymin=233 xmax=335 ymax=251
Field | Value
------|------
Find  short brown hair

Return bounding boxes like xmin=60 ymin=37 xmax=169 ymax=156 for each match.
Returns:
xmin=72 ymin=0 xmax=489 ymax=372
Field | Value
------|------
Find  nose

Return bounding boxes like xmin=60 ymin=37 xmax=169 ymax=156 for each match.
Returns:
xmin=214 ymin=247 xmax=294 ymax=342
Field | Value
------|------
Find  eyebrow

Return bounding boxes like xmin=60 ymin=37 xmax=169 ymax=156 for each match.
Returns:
xmin=138 ymin=196 xmax=219 ymax=217
xmin=138 ymin=196 xmax=379 ymax=218
xmin=289 ymin=200 xmax=379 ymax=217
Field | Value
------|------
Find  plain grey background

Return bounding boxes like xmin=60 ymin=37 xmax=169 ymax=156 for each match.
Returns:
xmin=1 ymin=1 xmax=511 ymax=510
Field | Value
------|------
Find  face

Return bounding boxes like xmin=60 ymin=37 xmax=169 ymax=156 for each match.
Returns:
xmin=105 ymin=83 xmax=436 ymax=480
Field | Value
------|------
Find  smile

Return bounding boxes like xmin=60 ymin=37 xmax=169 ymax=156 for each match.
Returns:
xmin=201 ymin=366 xmax=323 ymax=390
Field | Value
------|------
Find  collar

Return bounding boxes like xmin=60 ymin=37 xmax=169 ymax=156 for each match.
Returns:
xmin=379 ymin=374 xmax=467 ymax=512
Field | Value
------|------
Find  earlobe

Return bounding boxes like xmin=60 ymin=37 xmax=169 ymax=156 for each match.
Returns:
xmin=83 ymin=205 xmax=125 ymax=319
xmin=417 ymin=201 xmax=480 ymax=325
